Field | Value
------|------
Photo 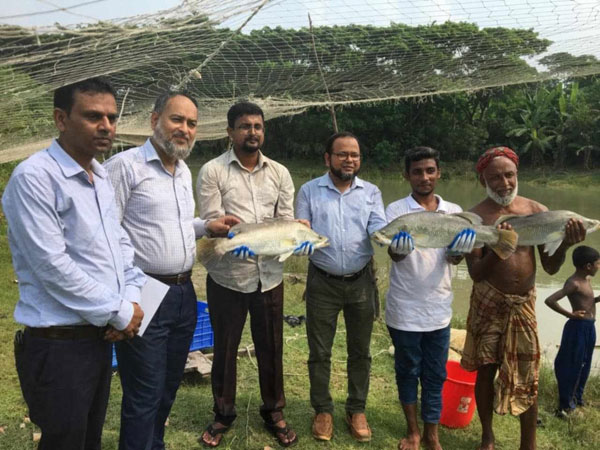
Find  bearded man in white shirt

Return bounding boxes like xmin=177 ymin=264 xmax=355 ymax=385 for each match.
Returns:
xmin=385 ymin=146 xmax=476 ymax=450
xmin=104 ymin=91 xmax=238 ymax=450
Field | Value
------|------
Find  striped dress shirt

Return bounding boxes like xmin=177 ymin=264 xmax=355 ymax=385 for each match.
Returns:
xmin=104 ymin=139 xmax=206 ymax=275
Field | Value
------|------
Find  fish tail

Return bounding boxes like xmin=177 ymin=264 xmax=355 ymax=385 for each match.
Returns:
xmin=196 ymin=238 xmax=220 ymax=264
xmin=490 ymin=229 xmax=519 ymax=260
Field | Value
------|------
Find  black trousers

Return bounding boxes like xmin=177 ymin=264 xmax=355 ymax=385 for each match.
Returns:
xmin=15 ymin=330 xmax=112 ymax=450
xmin=206 ymin=275 xmax=286 ymax=426
xmin=116 ymin=280 xmax=197 ymax=450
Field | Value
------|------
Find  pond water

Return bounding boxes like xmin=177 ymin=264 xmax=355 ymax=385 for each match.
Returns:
xmin=371 ymin=177 xmax=600 ymax=372
xmin=190 ymin=164 xmax=600 ymax=372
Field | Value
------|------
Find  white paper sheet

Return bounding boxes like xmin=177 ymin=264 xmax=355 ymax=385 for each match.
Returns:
xmin=138 ymin=276 xmax=170 ymax=336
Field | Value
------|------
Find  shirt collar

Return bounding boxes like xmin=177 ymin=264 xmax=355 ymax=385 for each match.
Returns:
xmin=227 ymin=148 xmax=267 ymax=172
xmin=48 ymin=139 xmax=107 ymax=180
xmin=143 ymin=138 xmax=184 ymax=176
xmin=142 ymin=138 xmax=161 ymax=163
xmin=406 ymin=193 xmax=448 ymax=212
xmin=319 ymin=172 xmax=364 ymax=192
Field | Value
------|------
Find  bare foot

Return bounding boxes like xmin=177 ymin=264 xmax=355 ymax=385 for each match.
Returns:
xmin=476 ymin=441 xmax=495 ymax=450
xmin=399 ymin=433 xmax=420 ymax=450
xmin=423 ymin=436 xmax=443 ymax=450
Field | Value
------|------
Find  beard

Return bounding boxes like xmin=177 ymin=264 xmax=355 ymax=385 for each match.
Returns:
xmin=240 ymin=138 xmax=261 ymax=154
xmin=153 ymin=122 xmax=195 ymax=160
xmin=486 ymin=180 xmax=518 ymax=206
xmin=330 ymin=165 xmax=360 ymax=181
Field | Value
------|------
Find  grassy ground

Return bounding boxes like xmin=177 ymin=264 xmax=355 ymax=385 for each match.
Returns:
xmin=0 ymin=162 xmax=600 ymax=449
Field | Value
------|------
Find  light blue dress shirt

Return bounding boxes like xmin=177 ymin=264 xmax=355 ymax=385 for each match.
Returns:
xmin=2 ymin=140 xmax=146 ymax=329
xmin=296 ymin=173 xmax=387 ymax=276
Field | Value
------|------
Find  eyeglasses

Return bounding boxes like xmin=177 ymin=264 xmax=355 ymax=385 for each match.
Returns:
xmin=235 ymin=123 xmax=264 ymax=133
xmin=331 ymin=152 xmax=361 ymax=161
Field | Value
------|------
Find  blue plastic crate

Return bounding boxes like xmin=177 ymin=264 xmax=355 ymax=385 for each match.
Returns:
xmin=190 ymin=301 xmax=214 ymax=351
xmin=112 ymin=300 xmax=213 ymax=368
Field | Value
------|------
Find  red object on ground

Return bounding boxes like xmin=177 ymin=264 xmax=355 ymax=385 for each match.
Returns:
xmin=440 ymin=360 xmax=478 ymax=428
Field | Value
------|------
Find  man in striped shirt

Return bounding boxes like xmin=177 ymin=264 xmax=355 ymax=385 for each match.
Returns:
xmin=104 ymin=91 xmax=238 ymax=450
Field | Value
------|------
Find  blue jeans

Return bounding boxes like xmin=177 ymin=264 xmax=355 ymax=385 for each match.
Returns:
xmin=116 ymin=280 xmax=197 ymax=450
xmin=554 ymin=319 xmax=596 ymax=411
xmin=387 ymin=325 xmax=450 ymax=423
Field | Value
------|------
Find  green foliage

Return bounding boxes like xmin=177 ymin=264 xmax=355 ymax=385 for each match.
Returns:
xmin=0 ymin=67 xmax=54 ymax=147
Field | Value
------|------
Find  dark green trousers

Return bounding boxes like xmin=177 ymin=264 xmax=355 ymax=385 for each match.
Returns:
xmin=305 ymin=263 xmax=376 ymax=415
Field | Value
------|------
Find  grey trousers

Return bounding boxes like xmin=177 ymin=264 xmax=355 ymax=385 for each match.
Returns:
xmin=305 ymin=263 xmax=376 ymax=415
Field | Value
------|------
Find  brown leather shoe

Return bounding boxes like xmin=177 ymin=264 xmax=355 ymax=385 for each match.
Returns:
xmin=312 ymin=413 xmax=333 ymax=441
xmin=345 ymin=412 xmax=371 ymax=442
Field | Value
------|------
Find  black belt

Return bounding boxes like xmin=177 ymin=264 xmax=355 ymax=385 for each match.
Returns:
xmin=25 ymin=325 xmax=107 ymax=340
xmin=311 ymin=262 xmax=369 ymax=282
xmin=146 ymin=271 xmax=192 ymax=285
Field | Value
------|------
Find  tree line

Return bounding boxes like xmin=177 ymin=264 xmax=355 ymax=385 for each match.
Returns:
xmin=258 ymin=78 xmax=600 ymax=170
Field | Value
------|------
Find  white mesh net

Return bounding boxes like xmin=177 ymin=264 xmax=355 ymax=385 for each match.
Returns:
xmin=2 ymin=0 xmax=600 ymax=161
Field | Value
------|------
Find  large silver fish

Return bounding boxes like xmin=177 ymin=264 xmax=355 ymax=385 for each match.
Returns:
xmin=494 ymin=210 xmax=600 ymax=256
xmin=197 ymin=220 xmax=329 ymax=263
xmin=371 ymin=211 xmax=518 ymax=260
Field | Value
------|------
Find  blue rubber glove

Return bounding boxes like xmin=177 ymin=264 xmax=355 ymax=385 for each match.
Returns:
xmin=231 ymin=245 xmax=255 ymax=260
xmin=389 ymin=231 xmax=414 ymax=255
xmin=447 ymin=228 xmax=476 ymax=256
xmin=293 ymin=241 xmax=314 ymax=256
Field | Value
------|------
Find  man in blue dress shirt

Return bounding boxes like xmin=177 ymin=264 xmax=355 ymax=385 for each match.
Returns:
xmin=295 ymin=131 xmax=387 ymax=443
xmin=2 ymin=77 xmax=145 ymax=450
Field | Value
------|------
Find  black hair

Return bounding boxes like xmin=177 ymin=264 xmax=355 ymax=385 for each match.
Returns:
xmin=227 ymin=101 xmax=264 ymax=128
xmin=572 ymin=245 xmax=600 ymax=268
xmin=54 ymin=77 xmax=116 ymax=115
xmin=324 ymin=131 xmax=361 ymax=155
xmin=153 ymin=91 xmax=198 ymax=114
xmin=404 ymin=146 xmax=440 ymax=172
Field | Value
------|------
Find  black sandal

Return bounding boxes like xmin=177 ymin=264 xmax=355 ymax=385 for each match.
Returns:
xmin=264 ymin=421 xmax=298 ymax=448
xmin=199 ymin=422 xmax=231 ymax=448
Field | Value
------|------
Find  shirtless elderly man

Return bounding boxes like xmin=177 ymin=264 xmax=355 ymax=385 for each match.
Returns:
xmin=461 ymin=146 xmax=587 ymax=450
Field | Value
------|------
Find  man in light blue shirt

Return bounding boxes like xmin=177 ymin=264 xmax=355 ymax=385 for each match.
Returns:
xmin=296 ymin=131 xmax=386 ymax=443
xmin=2 ymin=77 xmax=145 ymax=450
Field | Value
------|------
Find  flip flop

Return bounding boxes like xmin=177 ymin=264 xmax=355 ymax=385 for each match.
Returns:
xmin=264 ymin=421 xmax=298 ymax=448
xmin=199 ymin=422 xmax=231 ymax=448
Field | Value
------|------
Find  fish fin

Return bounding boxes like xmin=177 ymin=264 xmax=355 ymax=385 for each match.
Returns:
xmin=489 ymin=229 xmax=518 ymax=260
xmin=494 ymin=214 xmax=521 ymax=227
xmin=278 ymin=251 xmax=294 ymax=262
xmin=229 ymin=222 xmax=259 ymax=233
xmin=453 ymin=212 xmax=483 ymax=225
xmin=196 ymin=238 xmax=221 ymax=265
xmin=543 ymin=239 xmax=563 ymax=256
xmin=370 ymin=232 xmax=391 ymax=247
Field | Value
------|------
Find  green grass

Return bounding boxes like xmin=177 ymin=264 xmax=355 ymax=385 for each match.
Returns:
xmin=1 ymin=162 xmax=600 ymax=449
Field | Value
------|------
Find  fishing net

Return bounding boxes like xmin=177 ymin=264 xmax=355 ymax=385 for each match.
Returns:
xmin=2 ymin=0 xmax=600 ymax=162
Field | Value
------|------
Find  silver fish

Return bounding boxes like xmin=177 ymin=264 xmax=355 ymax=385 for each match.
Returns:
xmin=197 ymin=220 xmax=329 ymax=263
xmin=372 ymin=211 xmax=518 ymax=260
xmin=494 ymin=210 xmax=600 ymax=256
